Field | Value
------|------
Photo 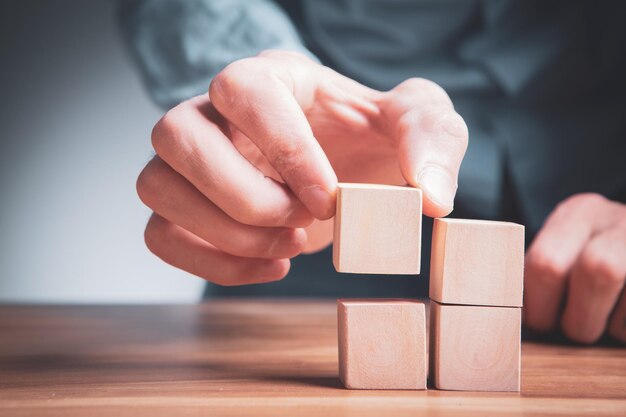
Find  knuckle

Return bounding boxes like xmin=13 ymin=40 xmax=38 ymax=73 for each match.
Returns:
xmin=136 ymin=159 xmax=169 ymax=209
xmin=144 ymin=215 xmax=167 ymax=256
xmin=151 ymin=107 xmax=185 ymax=158
xmin=151 ymin=111 xmax=173 ymax=155
xmin=209 ymin=58 xmax=260 ymax=105
xmin=555 ymin=193 xmax=607 ymax=216
xmin=578 ymin=248 xmax=625 ymax=289
xmin=442 ymin=111 xmax=469 ymax=142
xmin=401 ymin=77 xmax=452 ymax=105
xmin=401 ymin=77 xmax=438 ymax=92
xmin=209 ymin=68 xmax=236 ymax=103
xmin=413 ymin=107 xmax=468 ymax=141
xmin=272 ymin=138 xmax=303 ymax=168
xmin=395 ymin=108 xmax=419 ymax=137
xmin=136 ymin=163 xmax=159 ymax=207
xmin=266 ymin=140 xmax=305 ymax=185
xmin=525 ymin=250 xmax=568 ymax=286
xmin=571 ymin=192 xmax=607 ymax=205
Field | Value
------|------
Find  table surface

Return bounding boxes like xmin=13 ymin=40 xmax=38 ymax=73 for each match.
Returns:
xmin=1 ymin=301 xmax=625 ymax=417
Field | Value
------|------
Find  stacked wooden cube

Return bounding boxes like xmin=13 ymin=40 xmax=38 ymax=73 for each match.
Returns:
xmin=429 ymin=218 xmax=524 ymax=391
xmin=334 ymin=183 xmax=524 ymax=391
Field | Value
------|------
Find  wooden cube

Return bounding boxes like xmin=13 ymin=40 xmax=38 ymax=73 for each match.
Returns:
xmin=429 ymin=301 xmax=521 ymax=392
xmin=333 ymin=183 xmax=422 ymax=274
xmin=429 ymin=218 xmax=524 ymax=307
xmin=338 ymin=299 xmax=427 ymax=390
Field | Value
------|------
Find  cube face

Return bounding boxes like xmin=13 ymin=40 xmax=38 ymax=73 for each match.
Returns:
xmin=429 ymin=301 xmax=521 ymax=392
xmin=338 ymin=299 xmax=426 ymax=390
xmin=333 ymin=183 xmax=422 ymax=274
xmin=429 ymin=218 xmax=524 ymax=307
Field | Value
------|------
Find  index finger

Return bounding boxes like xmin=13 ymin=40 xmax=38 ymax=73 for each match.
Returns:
xmin=151 ymin=95 xmax=314 ymax=228
xmin=209 ymin=53 xmax=338 ymax=220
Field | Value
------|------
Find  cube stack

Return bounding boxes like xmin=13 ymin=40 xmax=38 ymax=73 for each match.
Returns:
xmin=334 ymin=183 xmax=524 ymax=392
xmin=429 ymin=218 xmax=524 ymax=391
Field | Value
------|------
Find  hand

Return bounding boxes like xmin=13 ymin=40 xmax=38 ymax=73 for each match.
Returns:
xmin=136 ymin=50 xmax=468 ymax=285
xmin=524 ymin=193 xmax=626 ymax=344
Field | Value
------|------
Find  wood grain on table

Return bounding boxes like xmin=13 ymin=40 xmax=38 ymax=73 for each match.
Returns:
xmin=0 ymin=301 xmax=625 ymax=416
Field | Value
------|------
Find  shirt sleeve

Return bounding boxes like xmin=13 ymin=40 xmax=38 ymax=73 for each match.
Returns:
xmin=118 ymin=0 xmax=317 ymax=110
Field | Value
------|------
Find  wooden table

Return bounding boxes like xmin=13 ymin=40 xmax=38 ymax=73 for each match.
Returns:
xmin=1 ymin=301 xmax=625 ymax=416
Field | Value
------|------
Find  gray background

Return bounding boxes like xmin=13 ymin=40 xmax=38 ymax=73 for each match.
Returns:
xmin=0 ymin=0 xmax=205 ymax=303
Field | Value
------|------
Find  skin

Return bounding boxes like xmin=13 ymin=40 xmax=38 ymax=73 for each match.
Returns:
xmin=137 ymin=50 xmax=468 ymax=285
xmin=137 ymin=50 xmax=625 ymax=344
xmin=524 ymin=194 xmax=626 ymax=344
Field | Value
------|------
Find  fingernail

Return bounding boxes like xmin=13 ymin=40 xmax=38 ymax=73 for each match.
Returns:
xmin=417 ymin=167 xmax=456 ymax=212
xmin=298 ymin=185 xmax=335 ymax=219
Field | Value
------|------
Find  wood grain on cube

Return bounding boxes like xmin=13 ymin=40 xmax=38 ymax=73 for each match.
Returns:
xmin=429 ymin=218 xmax=524 ymax=307
xmin=338 ymin=299 xmax=427 ymax=390
xmin=333 ymin=183 xmax=422 ymax=274
xmin=429 ymin=301 xmax=521 ymax=392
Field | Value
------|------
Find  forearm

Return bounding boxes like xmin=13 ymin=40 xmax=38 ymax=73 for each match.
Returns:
xmin=119 ymin=0 xmax=316 ymax=110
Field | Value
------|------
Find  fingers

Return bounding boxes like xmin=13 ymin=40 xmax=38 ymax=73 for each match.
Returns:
xmin=209 ymin=53 xmax=338 ymax=220
xmin=301 ymin=218 xmax=334 ymax=254
xmin=137 ymin=156 xmax=307 ymax=259
xmin=524 ymin=194 xmax=618 ymax=333
xmin=561 ymin=228 xmax=626 ymax=343
xmin=151 ymin=94 xmax=313 ymax=228
xmin=609 ymin=291 xmax=626 ymax=343
xmin=382 ymin=78 xmax=468 ymax=217
xmin=144 ymin=214 xmax=290 ymax=286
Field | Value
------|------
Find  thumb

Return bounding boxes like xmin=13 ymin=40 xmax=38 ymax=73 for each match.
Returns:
xmin=398 ymin=107 xmax=468 ymax=217
xmin=384 ymin=80 xmax=468 ymax=217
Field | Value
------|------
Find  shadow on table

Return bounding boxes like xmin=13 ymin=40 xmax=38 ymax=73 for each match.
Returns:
xmin=0 ymin=351 xmax=346 ymax=390
xmin=261 ymin=375 xmax=344 ymax=389
xmin=522 ymin=327 xmax=624 ymax=347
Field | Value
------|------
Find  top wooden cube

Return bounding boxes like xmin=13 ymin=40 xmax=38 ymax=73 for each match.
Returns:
xmin=333 ymin=183 xmax=422 ymax=275
xmin=429 ymin=218 xmax=524 ymax=307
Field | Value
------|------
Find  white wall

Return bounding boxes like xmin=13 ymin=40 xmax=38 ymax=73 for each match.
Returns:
xmin=0 ymin=0 xmax=205 ymax=303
